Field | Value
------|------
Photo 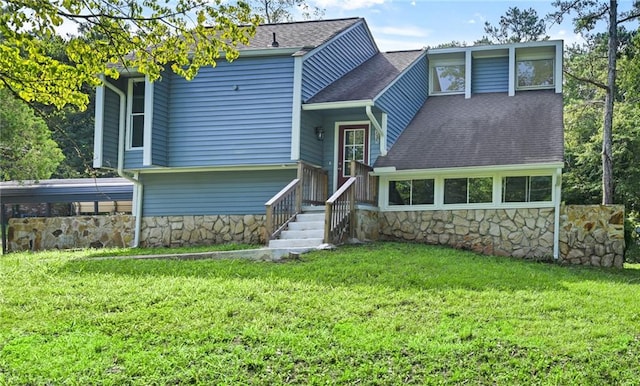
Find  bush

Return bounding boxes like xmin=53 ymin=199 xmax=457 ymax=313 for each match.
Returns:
xmin=624 ymin=212 xmax=640 ymax=263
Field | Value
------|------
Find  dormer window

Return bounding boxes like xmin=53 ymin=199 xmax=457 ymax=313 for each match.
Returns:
xmin=517 ymin=59 xmax=554 ymax=89
xmin=431 ymin=63 xmax=465 ymax=94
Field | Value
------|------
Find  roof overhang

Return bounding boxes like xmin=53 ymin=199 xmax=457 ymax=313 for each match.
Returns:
xmin=373 ymin=162 xmax=564 ymax=176
xmin=302 ymin=99 xmax=374 ymax=111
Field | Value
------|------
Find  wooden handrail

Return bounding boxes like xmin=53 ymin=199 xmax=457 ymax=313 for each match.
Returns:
xmin=350 ymin=160 xmax=378 ymax=206
xmin=265 ymin=178 xmax=301 ymax=240
xmin=298 ymin=161 xmax=328 ymax=206
xmin=324 ymin=177 xmax=356 ymax=244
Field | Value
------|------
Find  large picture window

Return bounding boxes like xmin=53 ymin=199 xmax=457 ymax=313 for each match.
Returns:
xmin=503 ymin=176 xmax=552 ymax=202
xmin=431 ymin=64 xmax=465 ymax=94
xmin=516 ymin=59 xmax=554 ymax=89
xmin=128 ymin=78 xmax=145 ymax=148
xmin=389 ymin=179 xmax=434 ymax=206
xmin=444 ymin=177 xmax=492 ymax=205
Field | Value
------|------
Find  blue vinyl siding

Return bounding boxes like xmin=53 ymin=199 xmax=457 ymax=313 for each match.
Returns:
xmin=299 ymin=111 xmax=324 ymax=166
xmin=302 ymin=22 xmax=377 ymax=102
xmin=376 ymin=55 xmax=428 ymax=150
xmin=101 ymin=87 xmax=120 ymax=169
xmin=152 ymin=75 xmax=170 ymax=166
xmin=140 ymin=169 xmax=297 ymax=216
xmin=124 ymin=150 xmax=143 ymax=169
xmin=168 ymin=57 xmax=295 ymax=167
xmin=472 ymin=56 xmax=509 ymax=93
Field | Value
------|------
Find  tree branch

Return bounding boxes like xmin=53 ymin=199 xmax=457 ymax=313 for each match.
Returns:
xmin=563 ymin=69 xmax=608 ymax=90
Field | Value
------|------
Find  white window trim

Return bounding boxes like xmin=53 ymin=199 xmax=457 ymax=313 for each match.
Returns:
xmin=429 ymin=59 xmax=466 ymax=96
xmin=515 ymin=53 xmax=555 ymax=91
xmin=126 ymin=77 xmax=146 ymax=151
xmin=380 ymin=169 xmax=559 ymax=211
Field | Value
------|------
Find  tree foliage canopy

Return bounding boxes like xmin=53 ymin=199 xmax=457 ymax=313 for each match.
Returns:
xmin=482 ymin=7 xmax=549 ymax=43
xmin=0 ymin=88 xmax=64 ymax=181
xmin=247 ymin=0 xmax=324 ymax=23
xmin=0 ymin=0 xmax=260 ymax=110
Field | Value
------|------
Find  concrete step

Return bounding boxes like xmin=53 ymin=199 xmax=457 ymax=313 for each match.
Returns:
xmin=268 ymin=238 xmax=324 ymax=249
xmin=280 ymin=229 xmax=324 ymax=240
xmin=296 ymin=213 xmax=325 ymax=222
xmin=288 ymin=221 xmax=324 ymax=231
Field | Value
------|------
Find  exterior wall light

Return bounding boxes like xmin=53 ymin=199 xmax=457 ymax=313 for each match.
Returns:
xmin=315 ymin=127 xmax=325 ymax=141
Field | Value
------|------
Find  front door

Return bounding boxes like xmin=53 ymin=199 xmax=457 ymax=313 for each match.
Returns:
xmin=337 ymin=124 xmax=369 ymax=187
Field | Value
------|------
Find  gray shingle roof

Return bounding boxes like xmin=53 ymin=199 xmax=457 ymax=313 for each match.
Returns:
xmin=306 ymin=50 xmax=425 ymax=103
xmin=374 ymin=90 xmax=564 ymax=170
xmin=240 ymin=18 xmax=362 ymax=51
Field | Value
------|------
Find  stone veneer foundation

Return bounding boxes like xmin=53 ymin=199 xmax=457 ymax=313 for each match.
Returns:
xmin=6 ymin=206 xmax=625 ymax=268
xmin=7 ymin=215 xmax=134 ymax=252
xmin=378 ymin=208 xmax=555 ymax=259
xmin=140 ymin=215 xmax=266 ymax=247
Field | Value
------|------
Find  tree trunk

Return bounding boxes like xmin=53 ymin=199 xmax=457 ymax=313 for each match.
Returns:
xmin=602 ymin=0 xmax=617 ymax=204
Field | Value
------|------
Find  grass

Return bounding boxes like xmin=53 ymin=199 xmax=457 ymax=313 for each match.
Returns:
xmin=1 ymin=242 xmax=639 ymax=385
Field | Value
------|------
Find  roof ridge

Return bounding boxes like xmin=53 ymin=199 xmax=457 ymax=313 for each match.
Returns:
xmin=257 ymin=17 xmax=361 ymax=27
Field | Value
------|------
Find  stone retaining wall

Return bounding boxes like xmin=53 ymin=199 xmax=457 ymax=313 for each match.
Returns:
xmin=140 ymin=215 xmax=265 ymax=247
xmin=7 ymin=215 xmax=134 ymax=252
xmin=559 ymin=205 xmax=624 ymax=268
xmin=354 ymin=208 xmax=379 ymax=242
xmin=379 ymin=208 xmax=556 ymax=259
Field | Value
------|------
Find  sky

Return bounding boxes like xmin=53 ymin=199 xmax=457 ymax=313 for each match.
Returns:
xmin=305 ymin=0 xmax=634 ymax=51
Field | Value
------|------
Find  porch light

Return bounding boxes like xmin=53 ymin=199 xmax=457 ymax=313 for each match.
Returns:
xmin=315 ymin=126 xmax=325 ymax=141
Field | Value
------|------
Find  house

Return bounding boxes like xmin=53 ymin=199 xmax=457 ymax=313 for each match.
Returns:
xmin=93 ymin=17 xmax=564 ymax=259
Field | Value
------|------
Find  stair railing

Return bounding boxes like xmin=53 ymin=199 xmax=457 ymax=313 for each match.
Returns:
xmin=265 ymin=179 xmax=301 ymax=241
xmin=298 ymin=162 xmax=328 ymax=206
xmin=324 ymin=177 xmax=356 ymax=244
xmin=350 ymin=160 xmax=378 ymax=206
xmin=265 ymin=162 xmax=328 ymax=241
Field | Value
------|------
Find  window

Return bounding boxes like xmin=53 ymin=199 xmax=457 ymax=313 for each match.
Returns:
xmin=128 ymin=78 xmax=145 ymax=148
xmin=517 ymin=59 xmax=554 ymax=89
xmin=444 ymin=177 xmax=492 ymax=204
xmin=502 ymin=176 xmax=552 ymax=202
xmin=431 ymin=64 xmax=465 ymax=94
xmin=389 ymin=179 xmax=434 ymax=206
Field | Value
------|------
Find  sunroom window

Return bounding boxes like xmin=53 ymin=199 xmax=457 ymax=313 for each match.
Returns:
xmin=516 ymin=59 xmax=554 ymax=89
xmin=431 ymin=64 xmax=465 ymax=94
xmin=389 ymin=179 xmax=434 ymax=206
xmin=502 ymin=176 xmax=552 ymax=202
xmin=128 ymin=78 xmax=145 ymax=148
xmin=444 ymin=177 xmax=492 ymax=205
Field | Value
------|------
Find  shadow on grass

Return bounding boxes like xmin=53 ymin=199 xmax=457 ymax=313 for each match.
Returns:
xmin=59 ymin=242 xmax=640 ymax=293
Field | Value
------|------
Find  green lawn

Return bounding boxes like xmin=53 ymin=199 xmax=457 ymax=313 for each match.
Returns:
xmin=1 ymin=243 xmax=639 ymax=385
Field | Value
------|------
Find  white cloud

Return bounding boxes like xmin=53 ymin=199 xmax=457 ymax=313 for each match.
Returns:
xmin=467 ymin=19 xmax=476 ymax=24
xmin=314 ymin=0 xmax=387 ymax=11
xmin=375 ymin=25 xmax=430 ymax=38
xmin=374 ymin=37 xmax=425 ymax=52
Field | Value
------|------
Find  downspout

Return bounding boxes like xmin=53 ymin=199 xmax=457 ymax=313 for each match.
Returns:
xmin=365 ymin=105 xmax=386 ymax=156
xmin=553 ymin=168 xmax=562 ymax=260
xmin=102 ymin=77 xmax=142 ymax=247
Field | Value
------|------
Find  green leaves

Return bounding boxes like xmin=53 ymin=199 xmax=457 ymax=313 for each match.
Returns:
xmin=0 ymin=88 xmax=64 ymax=181
xmin=0 ymin=0 xmax=260 ymax=109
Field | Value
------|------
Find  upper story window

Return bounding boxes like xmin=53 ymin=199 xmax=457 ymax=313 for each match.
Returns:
xmin=431 ymin=63 xmax=465 ymax=94
xmin=517 ymin=59 xmax=554 ymax=89
xmin=127 ymin=78 xmax=145 ymax=149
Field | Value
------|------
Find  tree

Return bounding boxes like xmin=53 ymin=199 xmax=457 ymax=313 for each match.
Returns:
xmin=561 ymin=29 xmax=640 ymax=212
xmin=0 ymin=88 xmax=64 ymax=181
xmin=550 ymin=0 xmax=640 ymax=204
xmin=248 ymin=0 xmax=324 ymax=23
xmin=0 ymin=0 xmax=260 ymax=110
xmin=482 ymin=7 xmax=549 ymax=44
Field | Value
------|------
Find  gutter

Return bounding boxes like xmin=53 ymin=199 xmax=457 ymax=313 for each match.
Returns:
xmin=102 ymin=77 xmax=142 ymax=247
